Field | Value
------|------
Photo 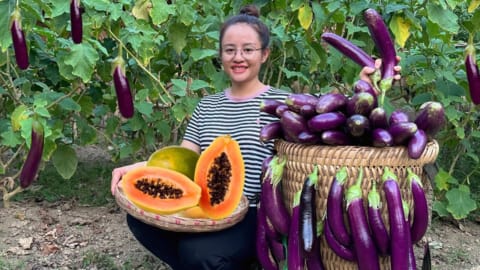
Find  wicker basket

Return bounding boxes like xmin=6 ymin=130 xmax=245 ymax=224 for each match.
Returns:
xmin=115 ymin=184 xmax=249 ymax=233
xmin=274 ymin=139 xmax=439 ymax=270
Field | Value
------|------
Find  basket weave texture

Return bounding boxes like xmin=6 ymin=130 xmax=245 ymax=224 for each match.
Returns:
xmin=115 ymin=184 xmax=249 ymax=233
xmin=274 ymin=139 xmax=439 ymax=270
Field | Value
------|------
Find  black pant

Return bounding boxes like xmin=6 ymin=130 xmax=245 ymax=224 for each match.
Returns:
xmin=126 ymin=207 xmax=258 ymax=270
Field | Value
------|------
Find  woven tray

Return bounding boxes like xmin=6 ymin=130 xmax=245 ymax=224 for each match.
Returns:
xmin=275 ymin=139 xmax=440 ymax=270
xmin=115 ymin=184 xmax=249 ymax=233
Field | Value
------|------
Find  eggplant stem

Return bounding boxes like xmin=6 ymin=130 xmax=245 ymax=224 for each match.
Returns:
xmin=2 ymin=186 xmax=24 ymax=208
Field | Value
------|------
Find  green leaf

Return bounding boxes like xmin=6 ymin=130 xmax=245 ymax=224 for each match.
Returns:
xmin=52 ymin=145 xmax=78 ymax=180
xmin=0 ymin=1 xmax=13 ymax=52
xmin=190 ymin=48 xmax=217 ymax=61
xmin=390 ymin=14 xmax=411 ymax=48
xmin=190 ymin=79 xmax=210 ymax=91
xmin=468 ymin=0 xmax=480 ymax=13
xmin=1 ymin=129 xmax=21 ymax=147
xmin=446 ymin=185 xmax=477 ymax=220
xmin=426 ymin=3 xmax=459 ymax=33
xmin=11 ymin=105 xmax=30 ymax=131
xmin=34 ymin=106 xmax=51 ymax=118
xmin=177 ymin=2 xmax=196 ymax=26
xmin=434 ymin=169 xmax=451 ymax=191
xmin=49 ymin=0 xmax=70 ymax=17
xmin=63 ymin=43 xmax=100 ymax=83
xmin=171 ymin=79 xmax=187 ymax=96
xmin=168 ymin=23 xmax=188 ymax=54
xmin=136 ymin=101 xmax=153 ymax=116
xmin=432 ymin=200 xmax=450 ymax=217
xmin=150 ymin=0 xmax=175 ymax=25
xmin=132 ymin=0 xmax=151 ymax=20
xmin=298 ymin=4 xmax=313 ymax=30
xmin=59 ymin=97 xmax=81 ymax=112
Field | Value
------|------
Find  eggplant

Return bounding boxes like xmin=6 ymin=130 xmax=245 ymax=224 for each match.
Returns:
xmin=315 ymin=92 xmax=348 ymax=114
xmin=260 ymin=99 xmax=285 ymax=116
xmin=326 ymin=167 xmax=351 ymax=247
xmin=288 ymin=191 xmax=304 ymax=270
xmin=369 ymin=107 xmax=389 ymax=129
xmin=403 ymin=200 xmax=417 ymax=270
xmin=261 ymin=156 xmax=290 ymax=236
xmin=268 ymin=237 xmax=285 ymax=265
xmin=407 ymin=168 xmax=429 ymax=244
xmin=112 ymin=56 xmax=134 ymax=118
xmin=307 ymin=112 xmax=346 ymax=133
xmin=382 ymin=168 xmax=410 ymax=270
xmin=285 ymin=93 xmax=318 ymax=112
xmin=256 ymin=203 xmax=280 ymax=270
xmin=465 ymin=42 xmax=480 ymax=105
xmin=305 ymin=220 xmax=325 ymax=270
xmin=19 ymin=120 xmax=44 ymax=188
xmin=321 ymin=130 xmax=352 ymax=146
xmin=70 ymin=0 xmax=83 ymax=44
xmin=346 ymin=114 xmax=370 ymax=138
xmin=297 ymin=130 xmax=321 ymax=145
xmin=372 ymin=128 xmax=393 ymax=147
xmin=422 ymin=242 xmax=431 ymax=270
xmin=414 ymin=101 xmax=446 ymax=139
xmin=346 ymin=92 xmax=377 ymax=116
xmin=353 ymin=79 xmax=378 ymax=97
xmin=346 ymin=168 xmax=380 ymax=270
xmin=260 ymin=121 xmax=283 ymax=142
xmin=10 ymin=9 xmax=29 ymax=70
xmin=408 ymin=129 xmax=428 ymax=159
xmin=321 ymin=32 xmax=375 ymax=68
xmin=324 ymin=216 xmax=356 ymax=261
xmin=363 ymin=8 xmax=397 ymax=82
xmin=300 ymin=165 xmax=319 ymax=253
xmin=367 ymin=182 xmax=390 ymax=255
xmin=279 ymin=110 xmax=308 ymax=139
xmin=299 ymin=104 xmax=317 ymax=118
xmin=275 ymin=104 xmax=290 ymax=118
xmin=389 ymin=109 xmax=411 ymax=125
xmin=388 ymin=122 xmax=417 ymax=145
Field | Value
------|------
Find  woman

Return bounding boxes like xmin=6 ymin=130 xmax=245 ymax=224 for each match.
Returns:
xmin=110 ymin=5 xmax=400 ymax=270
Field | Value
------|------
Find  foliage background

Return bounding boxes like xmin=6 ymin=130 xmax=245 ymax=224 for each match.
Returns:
xmin=0 ymin=0 xmax=479 ymax=219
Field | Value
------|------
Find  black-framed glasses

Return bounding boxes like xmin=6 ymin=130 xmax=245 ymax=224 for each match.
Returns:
xmin=222 ymin=47 xmax=262 ymax=58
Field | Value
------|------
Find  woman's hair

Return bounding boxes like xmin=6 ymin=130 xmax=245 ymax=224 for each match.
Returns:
xmin=219 ymin=5 xmax=270 ymax=51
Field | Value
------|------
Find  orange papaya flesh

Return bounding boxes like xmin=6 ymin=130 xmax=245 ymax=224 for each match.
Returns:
xmin=146 ymin=146 xmax=199 ymax=180
xmin=194 ymin=135 xmax=245 ymax=220
xmin=122 ymin=166 xmax=201 ymax=215
xmin=178 ymin=206 xmax=209 ymax=219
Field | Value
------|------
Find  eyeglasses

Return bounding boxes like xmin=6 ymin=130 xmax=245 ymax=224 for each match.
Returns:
xmin=222 ymin=47 xmax=262 ymax=58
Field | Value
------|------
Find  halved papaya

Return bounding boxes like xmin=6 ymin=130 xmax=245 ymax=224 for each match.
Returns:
xmin=194 ymin=135 xmax=245 ymax=220
xmin=178 ymin=206 xmax=209 ymax=219
xmin=146 ymin=146 xmax=199 ymax=180
xmin=121 ymin=166 xmax=201 ymax=215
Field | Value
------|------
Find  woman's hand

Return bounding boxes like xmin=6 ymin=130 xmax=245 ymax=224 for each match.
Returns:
xmin=359 ymin=57 xmax=402 ymax=84
xmin=110 ymin=161 xmax=147 ymax=195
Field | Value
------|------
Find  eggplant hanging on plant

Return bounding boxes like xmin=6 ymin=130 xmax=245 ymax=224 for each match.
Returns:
xmin=70 ymin=0 xmax=83 ymax=44
xmin=465 ymin=35 xmax=480 ymax=105
xmin=10 ymin=8 xmax=29 ymax=70
xmin=19 ymin=119 xmax=44 ymax=188
xmin=112 ymin=54 xmax=134 ymax=118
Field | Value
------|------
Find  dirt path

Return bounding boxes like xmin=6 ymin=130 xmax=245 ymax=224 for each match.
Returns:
xmin=1 ymin=198 xmax=479 ymax=269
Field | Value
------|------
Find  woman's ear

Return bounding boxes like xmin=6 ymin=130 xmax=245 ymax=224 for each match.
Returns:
xmin=261 ymin=48 xmax=270 ymax=63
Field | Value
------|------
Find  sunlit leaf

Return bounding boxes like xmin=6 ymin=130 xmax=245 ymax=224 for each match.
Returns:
xmin=132 ymin=0 xmax=151 ymax=20
xmin=390 ymin=15 xmax=411 ymax=48
xmin=468 ymin=0 xmax=480 ymax=13
xmin=298 ymin=4 xmax=313 ymax=30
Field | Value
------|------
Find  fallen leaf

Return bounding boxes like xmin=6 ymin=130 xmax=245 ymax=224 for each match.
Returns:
xmin=18 ymin=237 xmax=33 ymax=249
xmin=41 ymin=242 xmax=60 ymax=255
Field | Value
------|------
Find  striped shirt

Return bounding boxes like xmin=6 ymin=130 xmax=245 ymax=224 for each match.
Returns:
xmin=183 ymin=86 xmax=290 ymax=206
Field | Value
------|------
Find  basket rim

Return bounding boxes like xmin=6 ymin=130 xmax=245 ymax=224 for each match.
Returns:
xmin=115 ymin=184 xmax=249 ymax=233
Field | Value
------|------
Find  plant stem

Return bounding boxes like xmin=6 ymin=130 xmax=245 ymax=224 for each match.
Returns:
xmin=2 ymin=186 xmax=23 ymax=208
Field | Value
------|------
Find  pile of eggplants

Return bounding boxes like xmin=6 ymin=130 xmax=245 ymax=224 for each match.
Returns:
xmin=323 ymin=166 xmax=431 ymax=270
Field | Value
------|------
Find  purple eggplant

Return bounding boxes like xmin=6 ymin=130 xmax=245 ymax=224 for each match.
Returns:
xmin=300 ymin=165 xmax=319 ymax=253
xmin=369 ymin=107 xmax=389 ymax=129
xmin=465 ymin=40 xmax=480 ymax=105
xmin=315 ymin=92 xmax=348 ymax=114
xmin=297 ymin=130 xmax=321 ymax=145
xmin=372 ymin=128 xmax=393 ymax=147
xmin=285 ymin=93 xmax=319 ymax=112
xmin=407 ymin=168 xmax=429 ymax=244
xmin=346 ymin=168 xmax=380 ymax=270
xmin=70 ymin=0 xmax=83 ymax=44
xmin=389 ymin=109 xmax=411 ymax=125
xmin=275 ymin=104 xmax=289 ymax=118
xmin=305 ymin=220 xmax=325 ymax=270
xmin=280 ymin=110 xmax=308 ymax=139
xmin=256 ymin=204 xmax=279 ymax=270
xmin=288 ymin=191 xmax=304 ymax=270
xmin=260 ymin=99 xmax=285 ymax=116
xmin=299 ymin=104 xmax=317 ymax=117
xmin=326 ymin=167 xmax=351 ymax=247
xmin=112 ymin=56 xmax=134 ymax=118
xmin=422 ymin=242 xmax=431 ymax=270
xmin=414 ymin=101 xmax=445 ymax=139
xmin=346 ymin=92 xmax=377 ymax=116
xmin=321 ymin=32 xmax=375 ymax=68
xmin=408 ymin=129 xmax=428 ymax=159
xmin=321 ymin=130 xmax=352 ymax=146
xmin=19 ymin=119 xmax=44 ymax=188
xmin=367 ymin=182 xmax=390 ymax=255
xmin=261 ymin=156 xmax=290 ymax=236
xmin=268 ymin=237 xmax=285 ymax=265
xmin=324 ymin=216 xmax=356 ymax=261
xmin=403 ymin=200 xmax=417 ymax=270
xmin=260 ymin=121 xmax=283 ymax=142
xmin=346 ymin=114 xmax=370 ymax=137
xmin=10 ymin=9 xmax=29 ymax=70
xmin=353 ymin=79 xmax=378 ymax=97
xmin=307 ymin=112 xmax=346 ymax=133
xmin=382 ymin=168 xmax=410 ymax=270
xmin=388 ymin=122 xmax=417 ymax=145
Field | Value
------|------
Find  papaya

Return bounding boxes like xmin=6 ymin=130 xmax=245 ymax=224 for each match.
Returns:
xmin=178 ymin=206 xmax=209 ymax=219
xmin=194 ymin=135 xmax=245 ymax=220
xmin=146 ymin=146 xmax=199 ymax=180
xmin=121 ymin=166 xmax=201 ymax=215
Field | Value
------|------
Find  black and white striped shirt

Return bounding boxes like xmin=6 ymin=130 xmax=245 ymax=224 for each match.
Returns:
xmin=183 ymin=86 xmax=290 ymax=206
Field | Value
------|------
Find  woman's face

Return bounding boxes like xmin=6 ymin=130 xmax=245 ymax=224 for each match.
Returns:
xmin=220 ymin=23 xmax=269 ymax=86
